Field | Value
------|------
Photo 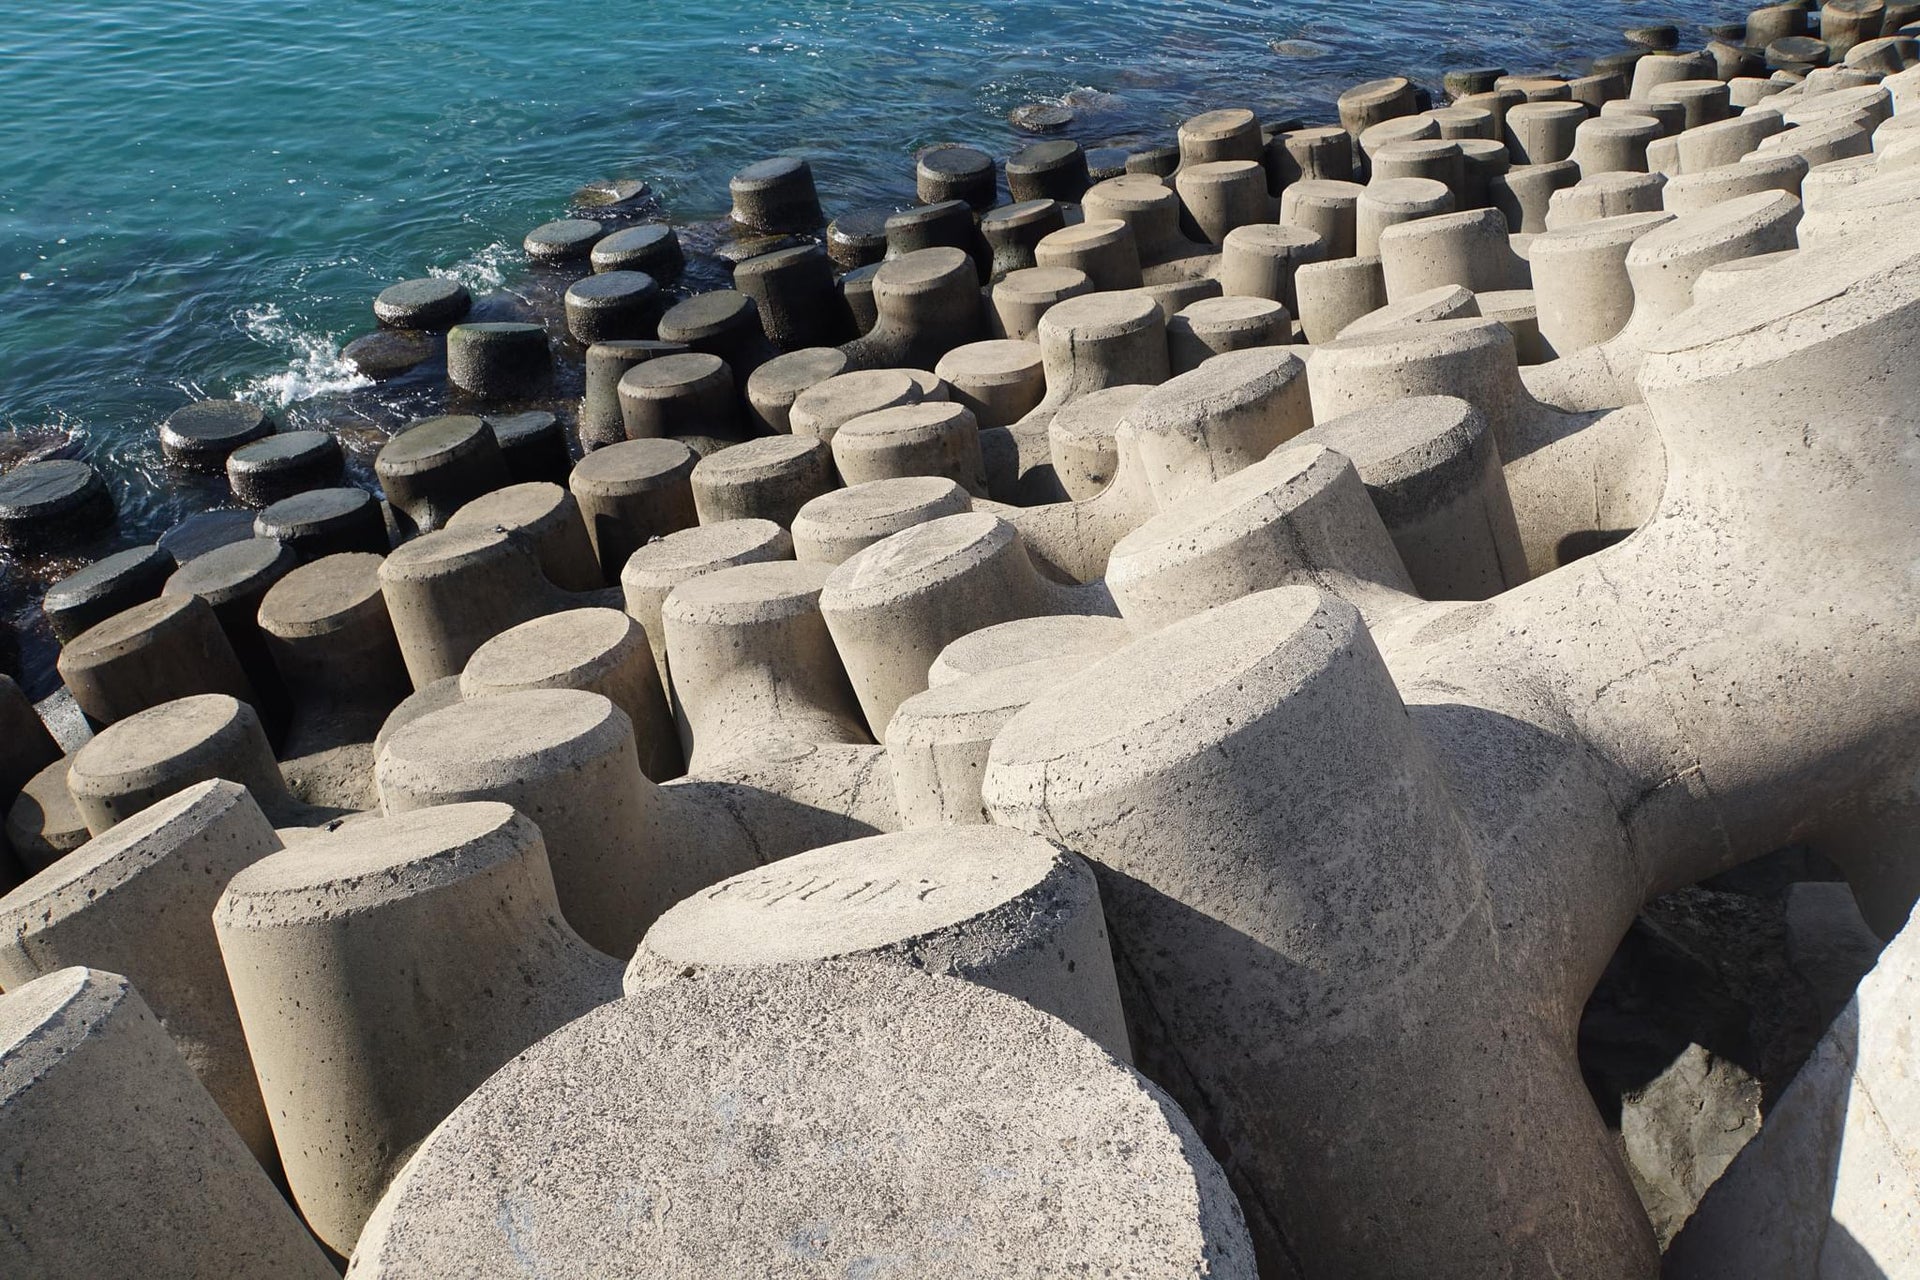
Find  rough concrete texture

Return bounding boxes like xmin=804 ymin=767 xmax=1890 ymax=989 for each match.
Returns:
xmin=0 ymin=967 xmax=335 ymax=1278
xmin=628 ymin=826 xmax=1131 ymax=1058
xmin=18 ymin=66 xmax=1920 ymax=1280
xmin=348 ymin=964 xmax=1252 ymax=1278
xmin=214 ymin=802 xmax=621 ymax=1252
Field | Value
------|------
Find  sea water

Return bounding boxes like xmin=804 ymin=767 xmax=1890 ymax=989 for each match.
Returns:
xmin=2 ymin=0 xmax=1707 ymax=689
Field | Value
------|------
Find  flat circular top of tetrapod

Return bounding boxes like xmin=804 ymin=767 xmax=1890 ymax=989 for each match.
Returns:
xmin=619 ymin=351 xmax=727 ymax=391
xmin=377 ymin=524 xmax=517 ymax=579
xmin=1008 ymin=138 xmax=1083 ymax=169
xmin=1529 ymin=209 xmax=1676 ymax=256
xmin=1624 ymin=189 xmax=1801 ymax=264
xmin=1358 ymin=177 xmax=1453 ymax=212
xmin=60 ymin=591 xmax=205 ymax=658
xmin=226 ymin=428 xmax=339 ymax=473
xmin=0 ymin=967 xmax=137 ymax=1103
xmin=257 ymin=552 xmax=386 ymax=639
xmin=1341 ymin=76 xmax=1413 ymax=103
xmin=43 ymin=544 xmax=174 ymax=617
xmin=981 ymin=198 xmax=1063 ymax=232
xmin=462 ymin=607 xmax=640 ymax=696
xmin=216 ymin=801 xmax=536 ymax=923
xmin=568 ymin=437 xmax=697 ymax=492
xmin=917 ymin=142 xmax=992 ymax=177
xmin=822 ymin=511 xmax=1013 ymax=605
xmin=1037 ymin=288 xmax=1161 ymax=340
xmin=872 ymin=245 xmax=974 ymax=294
xmin=1126 ymin=346 xmax=1305 ymax=434
xmin=691 ymin=434 xmax=825 ymax=481
xmin=793 ymin=476 xmax=970 ymax=541
xmin=523 ymin=218 xmax=603 ymax=260
xmin=993 ymin=265 xmax=1092 ymax=301
xmin=748 ymin=347 xmax=849 ymax=399
xmin=375 ymin=415 xmax=492 ymax=470
xmin=1049 ymin=384 xmax=1152 ymax=449
xmin=663 ymin=559 xmax=833 ymax=625
xmin=1083 ymin=174 xmax=1178 ymax=214
xmin=255 ymin=485 xmax=379 ymax=534
xmin=929 ymin=614 xmax=1135 ymax=687
xmin=621 ymin=518 xmax=790 ymax=582
xmin=0 ymin=778 xmax=261 ymax=934
xmin=162 ymin=536 xmax=296 ymax=608
xmin=69 ymin=693 xmax=261 ymax=781
xmin=657 ymin=289 xmax=758 ymax=341
xmin=836 ymin=400 xmax=973 ymax=446
xmin=790 ymin=369 xmax=922 ymax=437
xmin=1344 ymin=282 xmax=1474 ymax=337
xmin=591 ymin=223 xmax=679 ymax=268
xmin=731 ymin=155 xmax=811 ymax=187
xmin=935 ymin=338 xmax=1043 ymax=385
xmin=0 ymin=459 xmax=103 ymax=519
xmin=347 ymin=962 xmax=1247 ymax=1279
xmin=890 ymin=655 xmax=1097 ymax=745
xmin=1290 ymin=395 xmax=1492 ymax=521
xmin=160 ymin=400 xmax=272 ymax=451
xmin=1174 ymin=295 xmax=1287 ymax=327
xmin=1109 ymin=440 xmax=1353 ymax=562
xmin=988 ymin=585 xmax=1352 ymax=779
xmin=445 ymin=480 xmax=571 ymax=534
xmin=1181 ymin=106 xmax=1258 ymax=136
xmin=635 ymin=826 xmax=1083 ymax=969
xmin=1038 ymin=218 xmax=1132 ymax=252
xmin=373 ymin=277 xmax=471 ymax=328
xmin=566 ymin=269 xmax=659 ymax=304
xmin=378 ymin=687 xmax=627 ymax=790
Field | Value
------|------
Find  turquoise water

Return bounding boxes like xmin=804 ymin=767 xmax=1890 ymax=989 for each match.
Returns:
xmin=3 ymin=0 xmax=1711 ymax=687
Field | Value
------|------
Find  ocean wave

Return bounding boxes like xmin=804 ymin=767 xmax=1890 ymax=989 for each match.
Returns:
xmin=233 ymin=302 xmax=372 ymax=408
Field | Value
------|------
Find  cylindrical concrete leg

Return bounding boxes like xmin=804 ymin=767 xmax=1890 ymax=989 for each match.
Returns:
xmin=662 ymin=561 xmax=869 ymax=766
xmin=568 ymin=437 xmax=700 ymax=580
xmin=1294 ymin=394 xmax=1527 ymax=597
xmin=56 ymin=594 xmax=256 ymax=728
xmin=213 ymin=803 xmax=621 ymax=1253
xmin=462 ymin=606 xmax=683 ymax=782
xmin=0 ymin=780 xmax=285 ymax=1164
xmin=619 ymin=518 xmax=794 ymax=684
xmin=0 ymin=966 xmax=335 ymax=1279
xmin=832 ymin=402 xmax=988 ymax=494
xmin=1295 ymin=256 xmax=1389 ymax=344
xmin=65 ymin=694 xmax=294 ymax=833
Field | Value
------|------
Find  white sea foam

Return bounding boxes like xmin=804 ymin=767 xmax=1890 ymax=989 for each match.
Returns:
xmin=429 ymin=240 xmax=515 ymax=293
xmin=233 ymin=302 xmax=372 ymax=408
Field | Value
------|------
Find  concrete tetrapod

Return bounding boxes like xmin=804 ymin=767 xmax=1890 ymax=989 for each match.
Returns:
xmin=983 ymin=228 xmax=1920 ymax=1278
xmin=214 ymin=803 xmax=622 ymax=1254
xmin=0 ymin=967 xmax=335 ymax=1279
xmin=627 ymin=826 xmax=1131 ymax=1060
xmin=346 ymin=963 xmax=1253 ymax=1278
xmin=0 ymin=780 xmax=283 ymax=1164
